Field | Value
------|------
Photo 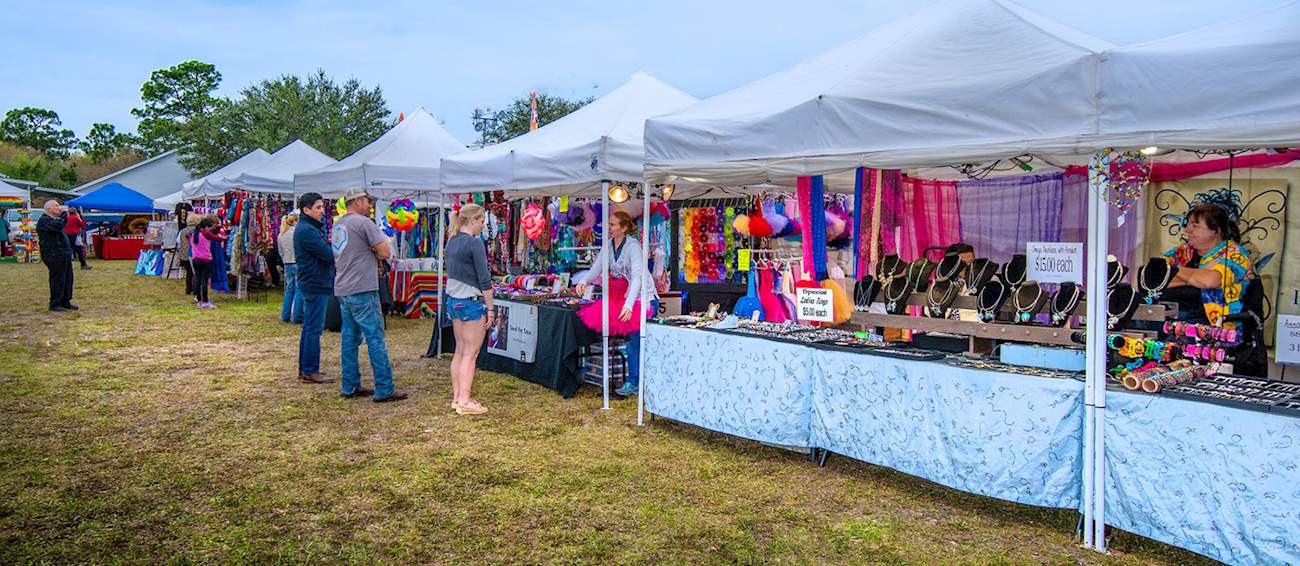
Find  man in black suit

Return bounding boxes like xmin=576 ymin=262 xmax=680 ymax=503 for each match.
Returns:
xmin=35 ymin=200 xmax=77 ymax=312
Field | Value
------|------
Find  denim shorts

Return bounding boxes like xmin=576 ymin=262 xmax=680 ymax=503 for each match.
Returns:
xmin=446 ymin=297 xmax=487 ymax=321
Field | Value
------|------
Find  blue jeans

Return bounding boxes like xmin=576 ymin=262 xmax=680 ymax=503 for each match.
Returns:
xmin=339 ymin=291 xmax=394 ymax=399
xmin=446 ymin=296 xmax=486 ymax=321
xmin=281 ymin=264 xmax=303 ymax=322
xmin=624 ymin=299 xmax=659 ymax=389
xmin=298 ymin=292 xmax=329 ymax=375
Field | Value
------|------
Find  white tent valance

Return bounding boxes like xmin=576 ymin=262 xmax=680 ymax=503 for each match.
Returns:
xmin=441 ymin=72 xmax=698 ymax=196
xmin=294 ymin=107 xmax=467 ymax=199
xmin=181 ymin=149 xmax=272 ymax=200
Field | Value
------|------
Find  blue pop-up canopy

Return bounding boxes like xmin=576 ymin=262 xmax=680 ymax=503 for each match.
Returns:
xmin=66 ymin=182 xmax=159 ymax=213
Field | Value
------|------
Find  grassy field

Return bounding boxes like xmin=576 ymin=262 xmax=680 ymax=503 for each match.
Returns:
xmin=0 ymin=260 xmax=1216 ymax=565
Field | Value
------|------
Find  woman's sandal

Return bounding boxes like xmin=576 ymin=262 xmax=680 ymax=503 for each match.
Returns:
xmin=455 ymin=403 xmax=488 ymax=415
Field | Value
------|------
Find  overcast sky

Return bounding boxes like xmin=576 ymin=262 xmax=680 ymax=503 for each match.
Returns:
xmin=1 ymin=0 xmax=1284 ymax=146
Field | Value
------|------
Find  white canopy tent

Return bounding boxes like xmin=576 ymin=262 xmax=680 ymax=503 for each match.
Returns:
xmin=153 ymin=190 xmax=184 ymax=211
xmin=644 ymin=0 xmax=1113 ymax=185
xmin=639 ymin=0 xmax=1300 ymax=557
xmin=293 ymin=107 xmax=467 ymax=200
xmin=440 ymin=72 xmax=699 ymax=409
xmin=181 ymin=149 xmax=272 ymax=200
xmin=203 ymin=140 xmax=336 ymax=196
xmin=1096 ymin=0 xmax=1300 ymax=149
xmin=441 ymin=71 xmax=699 ymax=196
xmin=1 ymin=179 xmax=30 ymax=204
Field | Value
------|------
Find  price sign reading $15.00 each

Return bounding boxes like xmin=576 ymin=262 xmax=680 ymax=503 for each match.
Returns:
xmin=1026 ymin=242 xmax=1083 ymax=284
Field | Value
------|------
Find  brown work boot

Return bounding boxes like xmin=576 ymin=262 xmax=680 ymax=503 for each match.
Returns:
xmin=298 ymin=372 xmax=332 ymax=384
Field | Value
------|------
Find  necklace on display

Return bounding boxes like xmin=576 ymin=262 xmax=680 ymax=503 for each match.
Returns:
xmin=1107 ymin=258 xmax=1125 ymax=288
xmin=1013 ymin=283 xmax=1044 ymax=324
xmin=1003 ymin=254 xmax=1028 ymax=287
xmin=1050 ymin=282 xmax=1081 ymax=327
xmin=925 ymin=279 xmax=957 ymax=318
xmin=977 ymin=281 xmax=1007 ymax=322
xmin=936 ymin=254 xmax=964 ymax=282
xmin=878 ymin=255 xmax=904 ymax=280
xmin=854 ymin=276 xmax=880 ymax=312
xmin=1138 ymin=257 xmax=1174 ymax=304
xmin=884 ymin=274 xmax=912 ymax=315
xmin=965 ymin=258 xmax=996 ymax=295
xmin=1107 ymin=284 xmax=1137 ymax=330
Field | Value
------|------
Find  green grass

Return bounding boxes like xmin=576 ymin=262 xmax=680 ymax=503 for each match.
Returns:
xmin=0 ymin=261 xmax=1218 ymax=565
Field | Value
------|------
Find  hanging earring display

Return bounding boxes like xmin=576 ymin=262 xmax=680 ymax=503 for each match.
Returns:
xmin=1089 ymin=147 xmax=1152 ymax=214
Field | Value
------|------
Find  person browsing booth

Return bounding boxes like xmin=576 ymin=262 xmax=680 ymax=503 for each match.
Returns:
xmin=332 ymin=189 xmax=407 ymax=403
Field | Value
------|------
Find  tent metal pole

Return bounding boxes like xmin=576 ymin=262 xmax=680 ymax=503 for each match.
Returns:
xmin=601 ymin=180 xmax=611 ymax=411
xmin=1081 ymin=174 xmax=1098 ymax=548
xmin=637 ymin=182 xmax=651 ymax=426
xmin=1091 ymin=180 xmax=1110 ymax=553
xmin=435 ymin=191 xmax=447 ymax=358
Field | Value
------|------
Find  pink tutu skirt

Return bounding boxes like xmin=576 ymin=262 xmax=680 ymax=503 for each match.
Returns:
xmin=577 ymin=277 xmax=645 ymax=336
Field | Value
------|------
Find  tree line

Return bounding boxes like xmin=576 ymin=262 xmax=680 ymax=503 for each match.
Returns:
xmin=2 ymin=60 xmax=591 ymax=189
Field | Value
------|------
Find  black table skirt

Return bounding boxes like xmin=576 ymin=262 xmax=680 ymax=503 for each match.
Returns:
xmin=426 ymin=301 xmax=600 ymax=398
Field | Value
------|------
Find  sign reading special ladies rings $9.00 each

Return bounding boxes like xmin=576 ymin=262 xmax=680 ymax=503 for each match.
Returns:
xmin=1026 ymin=242 xmax=1083 ymax=284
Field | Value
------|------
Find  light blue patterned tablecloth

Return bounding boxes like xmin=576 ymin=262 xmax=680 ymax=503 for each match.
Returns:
xmin=1106 ymin=391 xmax=1300 ymax=566
xmin=643 ymin=324 xmax=815 ymax=447
xmin=809 ymin=348 xmax=1085 ymax=509
xmin=642 ymin=324 xmax=1300 ymax=563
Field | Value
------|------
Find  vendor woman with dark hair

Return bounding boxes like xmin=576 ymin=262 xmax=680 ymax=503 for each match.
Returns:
xmin=1163 ymin=203 xmax=1266 ymax=376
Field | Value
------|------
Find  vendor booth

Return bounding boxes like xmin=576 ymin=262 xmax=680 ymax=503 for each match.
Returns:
xmin=1 ymin=180 xmax=31 ymax=260
xmin=66 ymin=182 xmax=160 ymax=260
xmin=431 ymin=72 xmax=698 ymax=402
xmin=294 ymin=107 xmax=470 ymax=327
xmin=639 ymin=1 xmax=1300 ymax=565
xmin=191 ymin=140 xmax=337 ymax=298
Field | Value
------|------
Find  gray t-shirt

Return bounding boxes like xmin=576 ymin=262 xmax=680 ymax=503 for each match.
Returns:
xmin=331 ymin=213 xmax=386 ymax=297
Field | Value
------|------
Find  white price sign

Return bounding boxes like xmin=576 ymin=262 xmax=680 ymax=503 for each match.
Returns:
xmin=1277 ymin=314 xmax=1300 ymax=366
xmin=1027 ymin=242 xmax=1083 ymax=284
xmin=796 ymin=287 xmax=834 ymax=323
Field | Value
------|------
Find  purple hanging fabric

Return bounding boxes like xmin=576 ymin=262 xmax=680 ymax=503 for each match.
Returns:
xmin=956 ymin=173 xmax=1065 ymax=264
xmin=879 ymin=170 xmax=903 ymax=257
xmin=1059 ymin=171 xmax=1142 ymax=283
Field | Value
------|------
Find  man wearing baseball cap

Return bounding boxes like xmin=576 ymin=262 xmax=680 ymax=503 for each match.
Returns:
xmin=332 ymin=189 xmax=406 ymax=402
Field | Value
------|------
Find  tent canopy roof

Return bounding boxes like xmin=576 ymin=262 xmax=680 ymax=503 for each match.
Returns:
xmin=182 ymin=148 xmax=273 ymax=199
xmin=645 ymin=0 xmax=1300 ymax=185
xmin=207 ymin=140 xmax=335 ymax=195
xmin=644 ymin=0 xmax=1113 ymax=184
xmin=1 ymin=179 xmax=29 ymax=202
xmin=294 ymin=107 xmax=467 ymax=199
xmin=66 ymin=182 xmax=158 ymax=213
xmin=1097 ymin=0 xmax=1300 ymax=149
xmin=441 ymin=71 xmax=699 ymax=196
